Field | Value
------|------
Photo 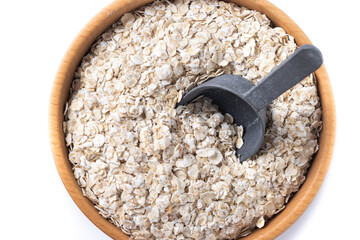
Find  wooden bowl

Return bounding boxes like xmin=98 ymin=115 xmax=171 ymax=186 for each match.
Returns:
xmin=49 ymin=0 xmax=336 ymax=239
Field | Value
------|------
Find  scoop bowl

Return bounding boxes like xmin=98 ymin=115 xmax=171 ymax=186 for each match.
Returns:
xmin=178 ymin=74 xmax=266 ymax=161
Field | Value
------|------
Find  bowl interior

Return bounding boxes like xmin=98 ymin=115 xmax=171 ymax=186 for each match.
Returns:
xmin=49 ymin=0 xmax=335 ymax=239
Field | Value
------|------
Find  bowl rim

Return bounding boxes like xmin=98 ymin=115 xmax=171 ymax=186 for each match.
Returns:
xmin=48 ymin=0 xmax=336 ymax=239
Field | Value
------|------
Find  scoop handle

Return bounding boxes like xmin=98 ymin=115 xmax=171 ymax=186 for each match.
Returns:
xmin=243 ymin=45 xmax=323 ymax=112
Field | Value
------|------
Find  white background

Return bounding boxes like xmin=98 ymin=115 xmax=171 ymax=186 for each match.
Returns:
xmin=0 ymin=0 xmax=359 ymax=239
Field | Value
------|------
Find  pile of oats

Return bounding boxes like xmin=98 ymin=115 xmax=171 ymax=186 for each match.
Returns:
xmin=63 ymin=0 xmax=322 ymax=239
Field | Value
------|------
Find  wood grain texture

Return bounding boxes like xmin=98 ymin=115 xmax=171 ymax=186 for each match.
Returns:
xmin=48 ymin=0 xmax=336 ymax=239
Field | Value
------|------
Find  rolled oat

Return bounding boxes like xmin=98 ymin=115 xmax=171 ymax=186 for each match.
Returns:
xmin=64 ymin=0 xmax=322 ymax=239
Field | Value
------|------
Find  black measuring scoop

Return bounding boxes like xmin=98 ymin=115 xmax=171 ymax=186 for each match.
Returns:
xmin=178 ymin=45 xmax=323 ymax=162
